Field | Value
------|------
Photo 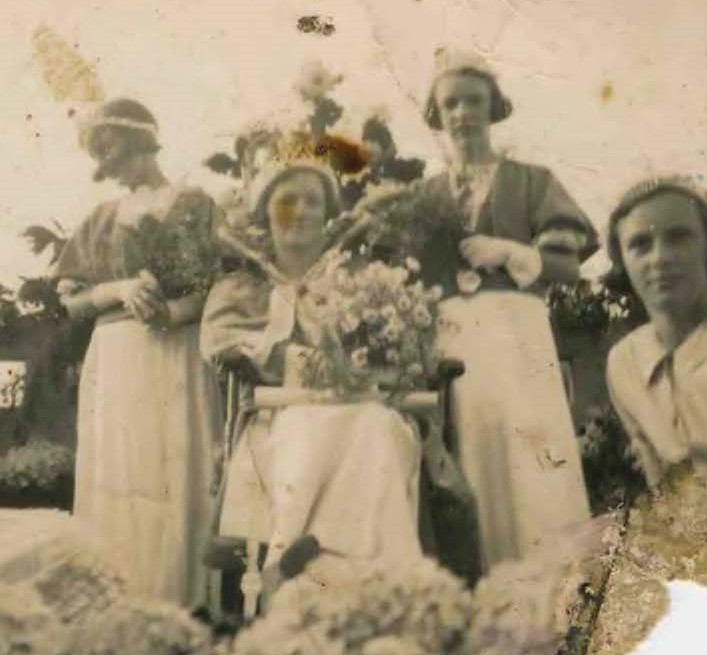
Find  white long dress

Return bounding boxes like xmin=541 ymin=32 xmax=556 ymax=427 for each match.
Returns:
xmin=75 ymin=321 xmax=219 ymax=605
xmin=438 ymin=292 xmax=590 ymax=567
xmin=201 ymin=271 xmax=424 ymax=580
xmin=220 ymin=401 xmax=422 ymax=571
xmin=435 ymin=162 xmax=590 ymax=567
xmin=54 ymin=186 xmax=223 ymax=607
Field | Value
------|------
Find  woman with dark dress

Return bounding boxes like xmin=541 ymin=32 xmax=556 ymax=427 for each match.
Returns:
xmin=373 ymin=49 xmax=599 ymax=569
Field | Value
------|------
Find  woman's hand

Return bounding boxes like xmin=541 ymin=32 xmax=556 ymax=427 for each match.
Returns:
xmin=120 ymin=270 xmax=168 ymax=324
xmin=459 ymin=235 xmax=511 ymax=270
xmin=460 ymin=235 xmax=543 ymax=288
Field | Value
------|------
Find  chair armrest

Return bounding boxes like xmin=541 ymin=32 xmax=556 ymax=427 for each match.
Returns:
xmin=252 ymin=387 xmax=439 ymax=412
xmin=218 ymin=353 xmax=280 ymax=387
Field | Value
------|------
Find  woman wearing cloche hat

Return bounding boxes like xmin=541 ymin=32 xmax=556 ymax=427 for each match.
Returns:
xmin=53 ymin=98 xmax=223 ymax=608
xmin=382 ymin=47 xmax=600 ymax=570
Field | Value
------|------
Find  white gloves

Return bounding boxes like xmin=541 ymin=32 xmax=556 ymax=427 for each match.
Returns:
xmin=460 ymin=235 xmax=543 ymax=289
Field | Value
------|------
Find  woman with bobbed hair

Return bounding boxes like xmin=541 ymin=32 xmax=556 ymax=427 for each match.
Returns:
xmin=54 ymin=98 xmax=223 ymax=607
xmin=606 ymin=177 xmax=707 ymax=488
xmin=383 ymin=48 xmax=599 ymax=569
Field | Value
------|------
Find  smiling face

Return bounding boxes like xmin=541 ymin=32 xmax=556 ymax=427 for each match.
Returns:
xmin=266 ymin=171 xmax=328 ymax=256
xmin=617 ymin=192 xmax=707 ymax=315
xmin=433 ymin=71 xmax=493 ymax=149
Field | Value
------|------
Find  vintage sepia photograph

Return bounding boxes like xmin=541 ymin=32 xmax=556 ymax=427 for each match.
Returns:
xmin=1 ymin=1 xmax=706 ymax=653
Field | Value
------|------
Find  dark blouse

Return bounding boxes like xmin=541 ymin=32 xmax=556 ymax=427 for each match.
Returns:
xmin=371 ymin=159 xmax=598 ymax=296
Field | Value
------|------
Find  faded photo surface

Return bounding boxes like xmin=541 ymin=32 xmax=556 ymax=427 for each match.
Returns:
xmin=0 ymin=2 xmax=706 ymax=654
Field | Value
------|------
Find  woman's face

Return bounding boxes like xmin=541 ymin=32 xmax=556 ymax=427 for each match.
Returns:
xmin=267 ymin=171 xmax=328 ymax=254
xmin=87 ymin=125 xmax=131 ymax=182
xmin=434 ymin=72 xmax=493 ymax=146
xmin=617 ymin=192 xmax=707 ymax=315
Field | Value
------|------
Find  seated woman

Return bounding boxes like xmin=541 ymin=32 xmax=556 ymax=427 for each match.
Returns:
xmin=200 ymin=158 xmax=424 ymax=589
xmin=606 ymin=177 xmax=707 ymax=485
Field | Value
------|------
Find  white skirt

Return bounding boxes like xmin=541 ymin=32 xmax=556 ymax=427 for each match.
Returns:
xmin=220 ymin=402 xmax=422 ymax=569
xmin=437 ymin=291 xmax=591 ymax=567
xmin=73 ymin=320 xmax=221 ymax=607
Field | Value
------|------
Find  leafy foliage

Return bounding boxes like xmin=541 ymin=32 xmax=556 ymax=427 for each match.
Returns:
xmin=577 ymin=405 xmax=648 ymax=514
xmin=0 ymin=441 xmax=74 ymax=492
xmin=21 ymin=223 xmax=68 ymax=265
xmin=547 ymin=279 xmax=646 ymax=334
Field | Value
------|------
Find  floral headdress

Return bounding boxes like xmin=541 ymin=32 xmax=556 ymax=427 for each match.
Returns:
xmin=247 ymin=131 xmax=342 ymax=225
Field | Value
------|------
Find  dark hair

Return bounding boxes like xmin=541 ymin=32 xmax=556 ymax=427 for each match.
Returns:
xmin=84 ymin=98 xmax=161 ymax=158
xmin=424 ymin=68 xmax=512 ymax=130
xmin=102 ymin=97 xmax=158 ymax=126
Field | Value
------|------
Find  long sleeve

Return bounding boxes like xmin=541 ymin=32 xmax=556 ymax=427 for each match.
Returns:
xmin=52 ymin=205 xmax=105 ymax=285
xmin=199 ymin=270 xmax=270 ymax=364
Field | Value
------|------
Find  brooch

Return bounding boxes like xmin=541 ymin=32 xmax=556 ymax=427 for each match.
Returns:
xmin=456 ymin=269 xmax=482 ymax=296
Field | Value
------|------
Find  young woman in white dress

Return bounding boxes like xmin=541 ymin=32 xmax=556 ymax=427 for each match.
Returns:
xmin=54 ymin=99 xmax=222 ymax=607
xmin=200 ymin=157 xmax=424 ymax=592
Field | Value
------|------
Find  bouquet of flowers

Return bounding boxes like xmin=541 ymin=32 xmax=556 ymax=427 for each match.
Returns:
xmin=123 ymin=189 xmax=221 ymax=300
xmin=299 ymin=255 xmax=442 ymax=398
xmin=134 ymin=213 xmax=219 ymax=300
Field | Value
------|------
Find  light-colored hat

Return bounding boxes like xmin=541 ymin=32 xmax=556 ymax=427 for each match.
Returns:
xmin=249 ymin=158 xmax=342 ymax=225
xmin=79 ymin=98 xmax=159 ymax=150
xmin=424 ymin=47 xmax=513 ymax=129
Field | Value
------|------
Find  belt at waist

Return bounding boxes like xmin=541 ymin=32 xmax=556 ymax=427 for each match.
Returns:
xmin=96 ymin=307 xmax=134 ymax=326
xmin=94 ymin=307 xmax=201 ymax=328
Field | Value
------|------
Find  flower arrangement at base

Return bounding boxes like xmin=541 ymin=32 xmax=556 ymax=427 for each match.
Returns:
xmin=66 ymin=599 xmax=212 ymax=655
xmin=0 ymin=584 xmax=69 ymax=655
xmin=230 ymin=559 xmax=475 ymax=655
xmin=299 ymin=256 xmax=443 ymax=399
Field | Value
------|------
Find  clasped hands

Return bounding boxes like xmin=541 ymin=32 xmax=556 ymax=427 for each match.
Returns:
xmin=459 ymin=234 xmax=543 ymax=289
xmin=119 ymin=270 xmax=171 ymax=328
